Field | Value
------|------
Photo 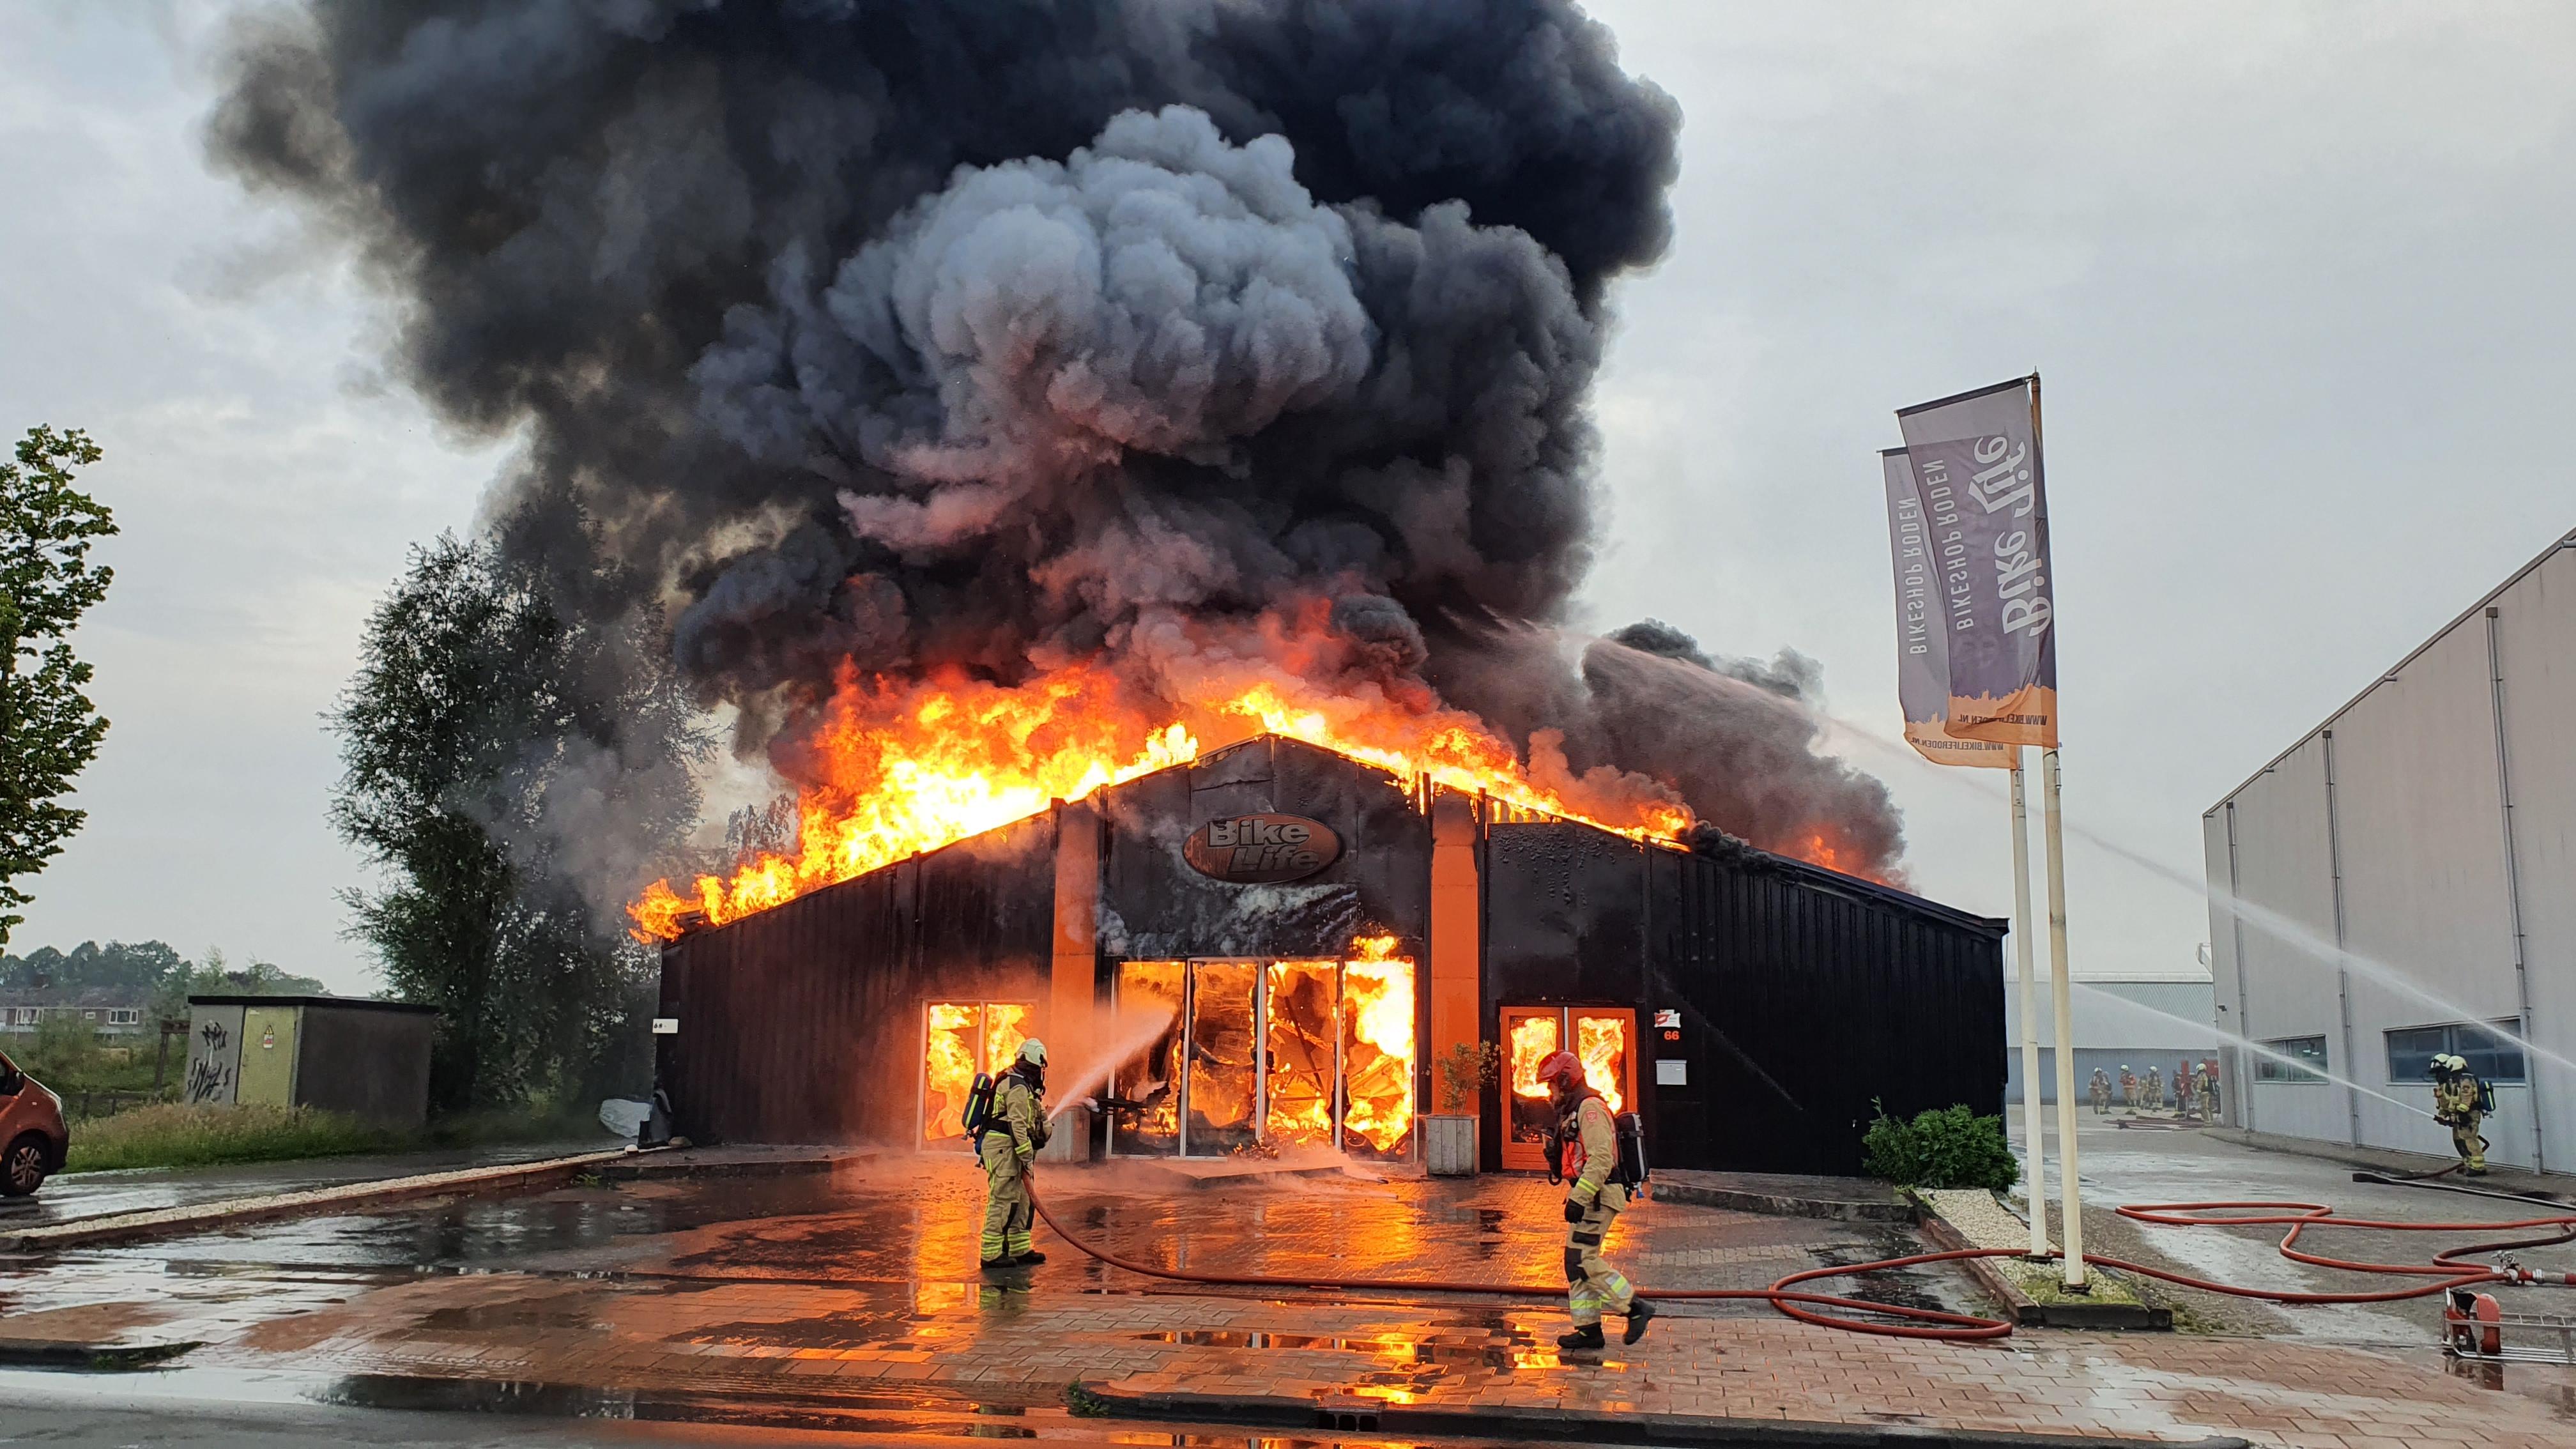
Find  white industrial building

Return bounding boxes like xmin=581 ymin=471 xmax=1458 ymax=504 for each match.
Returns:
xmin=2204 ymin=528 xmax=2576 ymax=1172
xmin=2002 ymin=972 xmax=2216 ymax=1106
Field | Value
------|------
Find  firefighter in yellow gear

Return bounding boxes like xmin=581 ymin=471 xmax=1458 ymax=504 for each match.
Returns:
xmin=1536 ymin=1050 xmax=1651 ymax=1352
xmin=979 ymin=1038 xmax=1052 ymax=1269
xmin=2089 ymin=1068 xmax=2112 ymax=1116
xmin=2430 ymin=1053 xmax=2488 ymax=1176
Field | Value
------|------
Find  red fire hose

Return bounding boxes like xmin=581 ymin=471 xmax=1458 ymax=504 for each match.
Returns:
xmin=1029 ymin=1182 xmax=2576 ymax=1344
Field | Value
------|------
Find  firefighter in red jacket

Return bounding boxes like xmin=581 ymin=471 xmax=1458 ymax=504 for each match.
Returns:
xmin=1537 ymin=1050 xmax=1652 ymax=1351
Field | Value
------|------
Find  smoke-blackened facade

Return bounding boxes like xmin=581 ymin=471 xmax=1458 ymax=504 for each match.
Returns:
xmin=657 ymin=737 xmax=2000 ymax=1175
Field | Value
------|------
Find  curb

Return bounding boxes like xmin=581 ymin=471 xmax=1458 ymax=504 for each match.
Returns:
xmin=1078 ymin=1381 xmax=2246 ymax=1448
xmin=1 ymin=1148 xmax=635 ymax=1254
xmin=1650 ymin=1181 xmax=1917 ymax=1225
xmin=0 ymin=1337 xmax=201 ymax=1370
xmin=2205 ymin=1128 xmax=2569 ymax=1197
xmin=601 ymin=1147 xmax=875 ymax=1184
xmin=1916 ymin=1209 xmax=2168 ymax=1332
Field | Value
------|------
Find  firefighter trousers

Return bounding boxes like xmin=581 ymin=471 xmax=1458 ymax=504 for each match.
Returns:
xmin=979 ymin=1137 xmax=1034 ymax=1262
xmin=1565 ymin=1184 xmax=1634 ymax=1327
xmin=2453 ymin=1114 xmax=2487 ymax=1173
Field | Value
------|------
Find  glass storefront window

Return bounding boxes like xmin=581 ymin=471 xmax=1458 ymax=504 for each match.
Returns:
xmin=1113 ymin=962 xmax=1185 ymax=1153
xmin=1265 ymin=961 xmax=1338 ymax=1148
xmin=1110 ymin=955 xmax=1418 ymax=1159
xmin=1498 ymin=1005 xmax=1636 ymax=1172
xmin=1502 ymin=1007 xmax=1562 ymax=1162
xmin=1341 ymin=956 xmax=1416 ymax=1158
xmin=1186 ymin=962 xmax=1261 ymax=1154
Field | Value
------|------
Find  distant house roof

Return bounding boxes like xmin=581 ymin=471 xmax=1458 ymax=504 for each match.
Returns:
xmin=187 ymin=994 xmax=438 ymax=1015
xmin=0 ymin=985 xmax=149 ymax=1008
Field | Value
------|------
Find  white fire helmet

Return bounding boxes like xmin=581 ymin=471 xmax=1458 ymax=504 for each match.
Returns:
xmin=1016 ymin=1038 xmax=1047 ymax=1068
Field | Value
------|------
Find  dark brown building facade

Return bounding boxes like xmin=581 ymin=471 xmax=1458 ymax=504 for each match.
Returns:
xmin=656 ymin=734 xmax=2004 ymax=1176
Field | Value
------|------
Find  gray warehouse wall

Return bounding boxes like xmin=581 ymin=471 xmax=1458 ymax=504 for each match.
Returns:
xmin=2207 ymin=533 xmax=2576 ymax=1173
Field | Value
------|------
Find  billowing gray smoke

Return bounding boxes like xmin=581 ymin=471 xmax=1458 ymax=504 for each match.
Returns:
xmin=210 ymin=0 xmax=1906 ymax=877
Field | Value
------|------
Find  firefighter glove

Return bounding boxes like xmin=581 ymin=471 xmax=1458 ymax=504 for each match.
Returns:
xmin=1563 ymin=1198 xmax=1586 ymax=1224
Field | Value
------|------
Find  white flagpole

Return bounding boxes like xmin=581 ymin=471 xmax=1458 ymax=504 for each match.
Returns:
xmin=2043 ymin=747 xmax=2086 ymax=1288
xmin=2009 ymin=752 xmax=2047 ymax=1259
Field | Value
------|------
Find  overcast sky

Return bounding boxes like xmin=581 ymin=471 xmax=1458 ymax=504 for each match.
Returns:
xmin=3 ymin=2 xmax=2570 ymax=991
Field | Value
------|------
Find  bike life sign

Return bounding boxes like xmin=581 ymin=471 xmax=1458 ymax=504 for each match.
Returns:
xmin=1183 ymin=813 xmax=1342 ymax=884
xmin=1894 ymin=374 xmax=2058 ymax=749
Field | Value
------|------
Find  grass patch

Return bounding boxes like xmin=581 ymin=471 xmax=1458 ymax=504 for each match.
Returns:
xmin=1999 ymin=1257 xmax=2149 ymax=1308
xmin=63 ymin=1103 xmax=410 ymax=1174
xmin=1064 ymin=1384 xmax=1113 ymax=1418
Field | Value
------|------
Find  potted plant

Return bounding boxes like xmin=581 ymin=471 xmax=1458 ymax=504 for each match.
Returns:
xmin=1425 ymin=1041 xmax=1498 ymax=1177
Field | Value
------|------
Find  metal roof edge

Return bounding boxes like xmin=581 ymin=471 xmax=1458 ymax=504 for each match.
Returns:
xmin=2207 ymin=526 xmax=2576 ymax=815
xmin=1760 ymin=854 xmax=2010 ymax=937
xmin=187 ymin=994 xmax=437 ymax=1013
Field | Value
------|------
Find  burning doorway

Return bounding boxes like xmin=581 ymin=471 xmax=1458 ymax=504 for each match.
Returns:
xmin=921 ymin=1002 xmax=1032 ymax=1146
xmin=1499 ymin=1005 xmax=1635 ymax=1173
xmin=1112 ymin=953 xmax=1416 ymax=1160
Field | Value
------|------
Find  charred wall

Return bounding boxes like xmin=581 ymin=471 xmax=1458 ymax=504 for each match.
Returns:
xmin=657 ymin=812 xmax=1055 ymax=1145
xmin=1092 ymin=736 xmax=1432 ymax=963
xmin=1478 ymin=821 xmax=1648 ymax=1167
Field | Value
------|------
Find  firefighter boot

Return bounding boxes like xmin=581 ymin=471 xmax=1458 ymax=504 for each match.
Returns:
xmin=1556 ymin=1322 xmax=1606 ymax=1352
xmin=1624 ymin=1298 xmax=1656 ymax=1344
xmin=1013 ymin=1248 xmax=1048 ymax=1264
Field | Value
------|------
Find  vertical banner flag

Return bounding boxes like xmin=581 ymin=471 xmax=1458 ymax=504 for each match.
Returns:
xmin=1895 ymin=375 xmax=2058 ymax=748
xmin=1882 ymin=449 xmax=2012 ymax=769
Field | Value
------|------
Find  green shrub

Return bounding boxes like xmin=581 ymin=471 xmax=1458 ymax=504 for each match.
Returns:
xmin=63 ymin=1102 xmax=405 ymax=1173
xmin=1861 ymin=1100 xmax=2020 ymax=1190
xmin=1435 ymin=1041 xmax=1501 ymax=1112
xmin=24 ymin=1015 xmax=103 ymax=1081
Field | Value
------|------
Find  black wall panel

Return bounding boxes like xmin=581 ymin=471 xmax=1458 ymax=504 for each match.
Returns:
xmin=657 ymin=814 xmax=1052 ymax=1146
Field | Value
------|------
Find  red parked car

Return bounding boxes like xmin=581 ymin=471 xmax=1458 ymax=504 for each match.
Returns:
xmin=0 ymin=1046 xmax=69 ymax=1196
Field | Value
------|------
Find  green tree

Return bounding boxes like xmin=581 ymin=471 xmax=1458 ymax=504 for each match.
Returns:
xmin=146 ymin=946 xmax=328 ymax=1025
xmin=0 ymin=427 xmax=118 ymax=947
xmin=330 ymin=535 xmax=703 ymax=1111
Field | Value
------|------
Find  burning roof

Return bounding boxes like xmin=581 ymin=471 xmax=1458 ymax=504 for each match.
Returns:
xmin=636 ymin=726 xmax=1928 ymax=943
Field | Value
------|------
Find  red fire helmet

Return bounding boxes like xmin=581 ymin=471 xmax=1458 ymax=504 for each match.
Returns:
xmin=1535 ymin=1050 xmax=1585 ymax=1092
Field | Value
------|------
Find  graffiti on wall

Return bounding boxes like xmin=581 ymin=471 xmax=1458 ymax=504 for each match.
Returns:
xmin=185 ymin=1017 xmax=239 ymax=1105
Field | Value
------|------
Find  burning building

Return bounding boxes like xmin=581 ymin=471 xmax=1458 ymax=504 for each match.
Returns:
xmin=215 ymin=1 xmax=1999 ymax=1174
xmin=654 ymin=733 xmax=2002 ymax=1176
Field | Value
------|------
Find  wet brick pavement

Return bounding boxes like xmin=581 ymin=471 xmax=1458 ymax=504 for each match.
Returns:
xmin=1 ymin=1152 xmax=2572 ymax=1446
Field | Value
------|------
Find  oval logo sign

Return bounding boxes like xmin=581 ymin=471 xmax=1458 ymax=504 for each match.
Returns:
xmin=1184 ymin=813 xmax=1342 ymax=884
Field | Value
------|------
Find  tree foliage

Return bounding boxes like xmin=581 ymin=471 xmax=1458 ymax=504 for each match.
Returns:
xmin=330 ymin=534 xmax=705 ymax=1112
xmin=0 ymin=427 xmax=118 ymax=946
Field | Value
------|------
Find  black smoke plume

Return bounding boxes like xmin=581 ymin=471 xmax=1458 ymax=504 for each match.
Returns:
xmin=210 ymin=0 xmax=1906 ymax=878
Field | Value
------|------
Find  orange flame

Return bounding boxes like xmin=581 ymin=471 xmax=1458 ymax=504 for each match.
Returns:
xmin=921 ymin=1001 xmax=1031 ymax=1142
xmin=1508 ymin=1013 xmax=1560 ymax=1100
xmin=632 ymin=648 xmax=1746 ymax=941
xmin=1340 ymin=953 xmax=1416 ymax=1154
xmin=1575 ymin=1013 xmax=1627 ymax=1114
xmin=632 ymin=663 xmax=1195 ymax=939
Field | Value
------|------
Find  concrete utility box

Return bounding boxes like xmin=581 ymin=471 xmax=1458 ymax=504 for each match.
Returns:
xmin=185 ymin=995 xmax=438 ymax=1128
